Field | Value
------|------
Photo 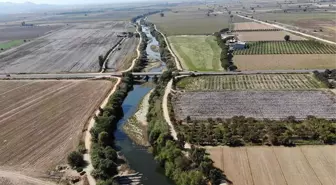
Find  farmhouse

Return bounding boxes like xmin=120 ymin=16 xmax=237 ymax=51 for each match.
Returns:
xmin=229 ymin=40 xmax=246 ymax=50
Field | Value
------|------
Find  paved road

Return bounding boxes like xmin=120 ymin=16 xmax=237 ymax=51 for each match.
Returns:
xmin=0 ymin=69 xmax=325 ymax=79
xmin=235 ymin=14 xmax=336 ymax=45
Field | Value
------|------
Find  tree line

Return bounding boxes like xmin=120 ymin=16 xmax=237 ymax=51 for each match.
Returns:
xmin=132 ymin=24 xmax=149 ymax=72
xmin=87 ymin=73 xmax=134 ymax=185
xmin=213 ymin=32 xmax=237 ymax=71
xmin=146 ymin=71 xmax=226 ymax=185
xmin=177 ymin=116 xmax=336 ymax=147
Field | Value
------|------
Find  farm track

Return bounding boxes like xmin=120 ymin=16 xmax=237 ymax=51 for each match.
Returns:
xmin=207 ymin=146 xmax=336 ymax=185
xmin=0 ymin=80 xmax=112 ymax=173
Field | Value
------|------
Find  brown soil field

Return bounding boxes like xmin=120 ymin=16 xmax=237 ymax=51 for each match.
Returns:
xmin=236 ymin=31 xmax=306 ymax=41
xmin=107 ymin=37 xmax=139 ymax=71
xmin=233 ymin=22 xmax=276 ymax=31
xmin=0 ymin=80 xmax=113 ymax=176
xmin=234 ymin=54 xmax=336 ymax=70
xmin=0 ymin=21 xmax=134 ymax=73
xmin=0 ymin=25 xmax=63 ymax=42
xmin=172 ymin=90 xmax=336 ymax=120
xmin=207 ymin=146 xmax=336 ymax=185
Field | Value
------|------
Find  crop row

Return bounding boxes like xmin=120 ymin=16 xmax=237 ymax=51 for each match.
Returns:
xmin=234 ymin=40 xmax=336 ymax=55
xmin=176 ymin=74 xmax=323 ymax=91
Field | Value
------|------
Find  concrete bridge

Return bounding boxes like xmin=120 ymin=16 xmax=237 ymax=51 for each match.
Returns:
xmin=0 ymin=69 xmax=323 ymax=80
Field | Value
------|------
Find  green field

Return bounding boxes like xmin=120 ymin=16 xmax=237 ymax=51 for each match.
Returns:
xmin=148 ymin=11 xmax=230 ymax=36
xmin=177 ymin=74 xmax=324 ymax=90
xmin=168 ymin=35 xmax=222 ymax=71
xmin=0 ymin=40 xmax=24 ymax=51
xmin=234 ymin=40 xmax=336 ymax=55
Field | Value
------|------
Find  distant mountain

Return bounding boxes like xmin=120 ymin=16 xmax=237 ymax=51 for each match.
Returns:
xmin=0 ymin=1 xmax=57 ymax=14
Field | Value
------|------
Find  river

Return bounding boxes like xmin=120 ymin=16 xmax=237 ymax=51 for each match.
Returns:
xmin=113 ymin=22 xmax=174 ymax=185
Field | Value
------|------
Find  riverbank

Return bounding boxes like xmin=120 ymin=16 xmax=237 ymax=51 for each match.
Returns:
xmin=123 ymin=89 xmax=152 ymax=146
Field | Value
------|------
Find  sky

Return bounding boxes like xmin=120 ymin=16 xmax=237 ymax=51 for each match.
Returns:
xmin=0 ymin=0 xmax=153 ymax=5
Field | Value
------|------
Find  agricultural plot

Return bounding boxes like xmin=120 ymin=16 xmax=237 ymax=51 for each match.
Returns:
xmin=234 ymin=54 xmax=336 ymax=70
xmin=253 ymin=12 xmax=336 ymax=42
xmin=234 ymin=40 xmax=336 ymax=55
xmin=106 ymin=37 xmax=139 ymax=71
xmin=172 ymin=90 xmax=336 ymax=120
xmin=0 ymin=80 xmax=113 ymax=175
xmin=176 ymin=74 xmax=323 ymax=91
xmin=0 ymin=21 xmax=133 ymax=73
xmin=207 ymin=146 xmax=336 ymax=185
xmin=233 ymin=22 xmax=278 ymax=31
xmin=236 ymin=31 xmax=305 ymax=41
xmin=148 ymin=11 xmax=230 ymax=36
xmin=168 ymin=35 xmax=222 ymax=71
xmin=0 ymin=25 xmax=63 ymax=42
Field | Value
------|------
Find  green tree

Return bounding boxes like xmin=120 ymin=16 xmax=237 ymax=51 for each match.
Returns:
xmin=98 ymin=132 xmax=110 ymax=146
xmin=284 ymin=35 xmax=290 ymax=41
xmin=67 ymin=151 xmax=85 ymax=168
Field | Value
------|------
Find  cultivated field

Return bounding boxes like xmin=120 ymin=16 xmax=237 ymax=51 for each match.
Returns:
xmin=176 ymin=74 xmax=323 ymax=91
xmin=253 ymin=12 xmax=336 ymax=42
xmin=168 ymin=35 xmax=222 ymax=71
xmin=236 ymin=31 xmax=305 ymax=41
xmin=207 ymin=146 xmax=336 ymax=185
xmin=148 ymin=11 xmax=231 ymax=36
xmin=233 ymin=22 xmax=277 ymax=31
xmin=172 ymin=90 xmax=336 ymax=120
xmin=0 ymin=80 xmax=113 ymax=174
xmin=107 ymin=37 xmax=139 ymax=71
xmin=0 ymin=21 xmax=133 ymax=73
xmin=234 ymin=54 xmax=336 ymax=70
xmin=234 ymin=40 xmax=336 ymax=55
xmin=0 ymin=25 xmax=63 ymax=42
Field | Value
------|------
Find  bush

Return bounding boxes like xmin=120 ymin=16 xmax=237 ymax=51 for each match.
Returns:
xmin=284 ymin=35 xmax=290 ymax=41
xmin=67 ymin=151 xmax=85 ymax=168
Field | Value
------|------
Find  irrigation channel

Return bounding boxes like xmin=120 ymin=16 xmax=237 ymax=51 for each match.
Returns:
xmin=113 ymin=23 xmax=173 ymax=185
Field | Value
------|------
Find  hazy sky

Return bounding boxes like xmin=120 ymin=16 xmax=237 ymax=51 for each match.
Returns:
xmin=0 ymin=0 xmax=150 ymax=5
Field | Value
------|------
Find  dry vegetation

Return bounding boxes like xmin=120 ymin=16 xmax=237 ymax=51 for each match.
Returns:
xmin=148 ymin=11 xmax=231 ymax=36
xmin=172 ymin=90 xmax=336 ymax=120
xmin=234 ymin=54 xmax=336 ymax=70
xmin=0 ymin=80 xmax=113 ymax=175
xmin=176 ymin=74 xmax=323 ymax=90
xmin=236 ymin=31 xmax=305 ymax=41
xmin=0 ymin=21 xmax=134 ymax=73
xmin=233 ymin=22 xmax=277 ymax=31
xmin=207 ymin=146 xmax=336 ymax=185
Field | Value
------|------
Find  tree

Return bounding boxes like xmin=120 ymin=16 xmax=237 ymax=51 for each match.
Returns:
xmin=98 ymin=131 xmax=110 ymax=146
xmin=284 ymin=35 xmax=290 ymax=41
xmin=98 ymin=55 xmax=104 ymax=68
xmin=104 ymin=146 xmax=118 ymax=161
xmin=209 ymin=168 xmax=223 ymax=185
xmin=67 ymin=151 xmax=85 ymax=168
xmin=160 ymin=12 xmax=165 ymax=17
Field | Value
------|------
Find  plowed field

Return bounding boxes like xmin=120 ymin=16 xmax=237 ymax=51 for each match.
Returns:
xmin=0 ymin=21 xmax=133 ymax=73
xmin=207 ymin=146 xmax=336 ymax=185
xmin=0 ymin=80 xmax=113 ymax=173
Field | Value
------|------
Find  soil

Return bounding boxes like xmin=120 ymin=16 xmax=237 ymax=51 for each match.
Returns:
xmin=207 ymin=146 xmax=336 ymax=185
xmin=0 ymin=21 xmax=133 ymax=73
xmin=237 ymin=31 xmax=306 ymax=41
xmin=234 ymin=22 xmax=276 ymax=30
xmin=0 ymin=80 xmax=113 ymax=179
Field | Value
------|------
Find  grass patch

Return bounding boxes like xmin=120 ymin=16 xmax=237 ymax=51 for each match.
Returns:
xmin=169 ymin=35 xmax=222 ymax=71
xmin=0 ymin=40 xmax=24 ymax=51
